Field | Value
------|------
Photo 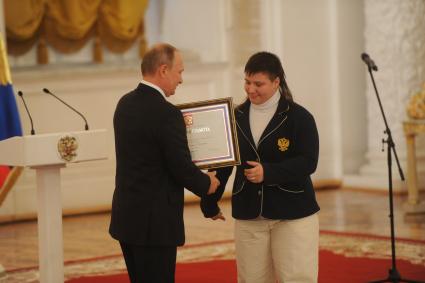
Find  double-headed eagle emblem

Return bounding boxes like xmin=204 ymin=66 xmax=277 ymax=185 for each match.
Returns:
xmin=57 ymin=135 xmax=78 ymax=162
xmin=277 ymin=137 xmax=290 ymax=152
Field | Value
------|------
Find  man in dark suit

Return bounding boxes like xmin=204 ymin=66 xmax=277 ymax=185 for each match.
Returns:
xmin=109 ymin=43 xmax=220 ymax=283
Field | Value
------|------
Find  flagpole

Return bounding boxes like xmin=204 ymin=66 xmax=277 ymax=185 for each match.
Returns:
xmin=0 ymin=1 xmax=4 ymax=38
xmin=0 ymin=0 xmax=6 ymax=278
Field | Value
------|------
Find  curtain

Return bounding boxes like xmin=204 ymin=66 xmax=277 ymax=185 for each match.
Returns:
xmin=5 ymin=0 xmax=45 ymax=56
xmin=5 ymin=0 xmax=149 ymax=64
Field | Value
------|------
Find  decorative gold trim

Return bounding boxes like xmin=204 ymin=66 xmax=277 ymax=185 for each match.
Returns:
xmin=403 ymin=120 xmax=425 ymax=136
xmin=406 ymin=86 xmax=425 ymax=120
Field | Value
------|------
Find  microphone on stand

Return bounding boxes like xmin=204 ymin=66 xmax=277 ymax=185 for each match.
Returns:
xmin=17 ymin=91 xmax=35 ymax=135
xmin=42 ymin=88 xmax=89 ymax=131
xmin=361 ymin=53 xmax=378 ymax=71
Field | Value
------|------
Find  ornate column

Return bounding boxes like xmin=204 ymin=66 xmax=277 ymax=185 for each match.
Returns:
xmin=348 ymin=0 xmax=425 ymax=192
xmin=260 ymin=0 xmax=283 ymax=56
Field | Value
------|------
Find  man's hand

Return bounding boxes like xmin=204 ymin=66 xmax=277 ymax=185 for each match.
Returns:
xmin=211 ymin=211 xmax=225 ymax=221
xmin=244 ymin=161 xmax=264 ymax=183
xmin=206 ymin=171 xmax=220 ymax=194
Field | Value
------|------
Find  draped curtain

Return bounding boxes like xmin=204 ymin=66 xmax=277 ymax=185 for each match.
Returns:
xmin=5 ymin=0 xmax=149 ymax=64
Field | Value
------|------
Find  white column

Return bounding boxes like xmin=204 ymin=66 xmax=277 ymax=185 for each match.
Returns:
xmin=327 ymin=0 xmax=343 ymax=178
xmin=345 ymin=0 xmax=425 ymax=192
xmin=35 ymin=165 xmax=65 ymax=283
xmin=260 ymin=0 xmax=283 ymax=56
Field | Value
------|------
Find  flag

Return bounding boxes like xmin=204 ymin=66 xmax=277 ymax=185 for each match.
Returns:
xmin=0 ymin=32 xmax=23 ymax=206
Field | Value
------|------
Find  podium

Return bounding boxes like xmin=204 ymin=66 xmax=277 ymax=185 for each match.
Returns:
xmin=0 ymin=129 xmax=108 ymax=283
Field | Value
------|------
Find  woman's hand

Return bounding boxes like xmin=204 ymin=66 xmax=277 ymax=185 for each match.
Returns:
xmin=244 ymin=161 xmax=264 ymax=183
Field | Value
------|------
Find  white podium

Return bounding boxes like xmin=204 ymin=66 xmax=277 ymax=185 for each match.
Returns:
xmin=0 ymin=129 xmax=108 ymax=283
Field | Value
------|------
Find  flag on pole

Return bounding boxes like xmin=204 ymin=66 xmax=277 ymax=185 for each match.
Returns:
xmin=0 ymin=32 xmax=23 ymax=206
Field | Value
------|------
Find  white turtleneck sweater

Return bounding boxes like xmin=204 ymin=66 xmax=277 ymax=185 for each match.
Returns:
xmin=249 ymin=91 xmax=280 ymax=146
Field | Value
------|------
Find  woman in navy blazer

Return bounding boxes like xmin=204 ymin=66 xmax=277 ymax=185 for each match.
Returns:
xmin=202 ymin=52 xmax=320 ymax=283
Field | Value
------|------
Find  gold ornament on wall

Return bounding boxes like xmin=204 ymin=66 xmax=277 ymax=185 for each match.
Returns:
xmin=406 ymin=83 xmax=425 ymax=120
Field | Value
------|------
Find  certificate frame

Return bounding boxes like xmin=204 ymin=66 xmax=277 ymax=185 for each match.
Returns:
xmin=177 ymin=97 xmax=241 ymax=170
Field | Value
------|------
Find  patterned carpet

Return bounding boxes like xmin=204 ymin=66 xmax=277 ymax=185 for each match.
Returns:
xmin=1 ymin=231 xmax=424 ymax=283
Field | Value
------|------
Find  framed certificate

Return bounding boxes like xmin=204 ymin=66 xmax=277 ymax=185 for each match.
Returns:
xmin=177 ymin=97 xmax=241 ymax=170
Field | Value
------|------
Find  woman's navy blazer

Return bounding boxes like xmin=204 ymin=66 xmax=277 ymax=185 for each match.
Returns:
xmin=201 ymin=95 xmax=320 ymax=220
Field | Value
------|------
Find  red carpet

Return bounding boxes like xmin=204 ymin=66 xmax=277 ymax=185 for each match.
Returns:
xmin=66 ymin=251 xmax=425 ymax=283
xmin=5 ymin=232 xmax=424 ymax=282
xmin=67 ymin=260 xmax=237 ymax=283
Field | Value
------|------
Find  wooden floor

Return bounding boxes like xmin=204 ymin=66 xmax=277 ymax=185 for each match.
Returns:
xmin=0 ymin=188 xmax=424 ymax=270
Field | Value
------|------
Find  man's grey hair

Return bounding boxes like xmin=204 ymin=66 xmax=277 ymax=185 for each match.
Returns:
xmin=141 ymin=43 xmax=177 ymax=76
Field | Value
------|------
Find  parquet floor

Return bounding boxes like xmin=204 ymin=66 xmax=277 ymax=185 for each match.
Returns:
xmin=0 ymin=189 xmax=424 ymax=271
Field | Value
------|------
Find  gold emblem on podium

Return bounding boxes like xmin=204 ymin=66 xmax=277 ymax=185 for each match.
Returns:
xmin=57 ymin=135 xmax=78 ymax=162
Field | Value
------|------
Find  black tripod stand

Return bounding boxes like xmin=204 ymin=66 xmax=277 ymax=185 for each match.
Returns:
xmin=361 ymin=53 xmax=425 ymax=283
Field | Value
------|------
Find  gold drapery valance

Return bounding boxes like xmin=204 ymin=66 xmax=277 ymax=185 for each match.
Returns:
xmin=99 ymin=0 xmax=148 ymax=54
xmin=5 ymin=0 xmax=149 ymax=64
xmin=5 ymin=0 xmax=45 ymax=56
xmin=44 ymin=0 xmax=101 ymax=54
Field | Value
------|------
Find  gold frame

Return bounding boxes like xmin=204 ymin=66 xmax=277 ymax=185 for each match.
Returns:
xmin=177 ymin=97 xmax=241 ymax=170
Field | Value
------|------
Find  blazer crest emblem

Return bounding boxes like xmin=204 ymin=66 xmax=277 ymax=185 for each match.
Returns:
xmin=277 ymin=137 xmax=290 ymax=152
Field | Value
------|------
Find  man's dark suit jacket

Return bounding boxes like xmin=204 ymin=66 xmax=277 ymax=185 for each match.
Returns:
xmin=109 ymin=83 xmax=210 ymax=246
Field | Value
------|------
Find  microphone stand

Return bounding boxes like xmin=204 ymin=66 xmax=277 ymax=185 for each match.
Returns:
xmin=366 ymin=63 xmax=424 ymax=283
xmin=17 ymin=91 xmax=35 ymax=135
xmin=43 ymin=88 xmax=89 ymax=131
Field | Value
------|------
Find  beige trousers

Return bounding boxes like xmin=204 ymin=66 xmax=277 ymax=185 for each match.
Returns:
xmin=234 ymin=213 xmax=319 ymax=283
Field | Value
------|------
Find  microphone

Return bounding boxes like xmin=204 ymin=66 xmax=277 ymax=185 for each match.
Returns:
xmin=361 ymin=53 xmax=378 ymax=71
xmin=17 ymin=91 xmax=35 ymax=135
xmin=43 ymin=88 xmax=89 ymax=130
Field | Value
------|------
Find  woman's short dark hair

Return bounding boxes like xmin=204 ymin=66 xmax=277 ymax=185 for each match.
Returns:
xmin=244 ymin=51 xmax=293 ymax=102
xmin=141 ymin=43 xmax=177 ymax=76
